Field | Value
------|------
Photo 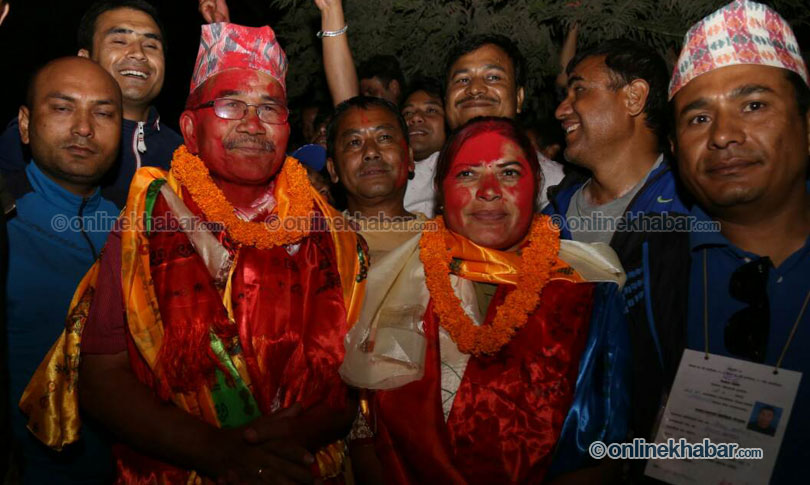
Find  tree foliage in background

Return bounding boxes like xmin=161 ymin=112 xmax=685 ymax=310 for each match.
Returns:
xmin=270 ymin=0 xmax=810 ymax=113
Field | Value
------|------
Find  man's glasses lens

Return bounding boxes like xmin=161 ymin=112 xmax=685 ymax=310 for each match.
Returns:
xmin=208 ymin=99 xmax=288 ymax=124
xmin=724 ymin=258 xmax=770 ymax=363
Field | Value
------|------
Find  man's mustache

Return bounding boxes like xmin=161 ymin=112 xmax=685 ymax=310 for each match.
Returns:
xmin=61 ymin=137 xmax=99 ymax=153
xmin=224 ymin=136 xmax=276 ymax=152
xmin=118 ymin=60 xmax=150 ymax=71
xmin=456 ymin=94 xmax=499 ymax=107
xmin=703 ymin=147 xmax=761 ymax=166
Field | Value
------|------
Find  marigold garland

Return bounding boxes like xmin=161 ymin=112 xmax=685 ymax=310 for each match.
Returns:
xmin=420 ymin=215 xmax=560 ymax=356
xmin=170 ymin=145 xmax=314 ymax=249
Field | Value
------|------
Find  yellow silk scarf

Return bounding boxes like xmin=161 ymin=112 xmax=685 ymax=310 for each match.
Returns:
xmin=20 ymin=156 xmax=366 ymax=452
xmin=441 ymin=226 xmax=584 ymax=286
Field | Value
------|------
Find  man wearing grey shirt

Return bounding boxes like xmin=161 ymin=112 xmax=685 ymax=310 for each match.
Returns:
xmin=566 ymin=155 xmax=663 ymax=244
xmin=544 ymin=39 xmax=692 ymax=465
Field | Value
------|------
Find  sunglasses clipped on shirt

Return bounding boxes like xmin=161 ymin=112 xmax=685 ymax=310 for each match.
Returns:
xmin=191 ymin=98 xmax=289 ymax=125
xmin=725 ymin=257 xmax=771 ymax=363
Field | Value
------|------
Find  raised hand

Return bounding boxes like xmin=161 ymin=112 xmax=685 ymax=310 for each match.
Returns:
xmin=314 ymin=0 xmax=345 ymax=31
xmin=199 ymin=0 xmax=231 ymax=23
xmin=314 ymin=0 xmax=342 ymax=13
xmin=313 ymin=0 xmax=357 ymax=105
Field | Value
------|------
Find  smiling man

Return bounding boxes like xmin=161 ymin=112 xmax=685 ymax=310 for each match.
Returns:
xmin=77 ymin=1 xmax=164 ymax=123
xmin=327 ymin=96 xmax=424 ymax=262
xmin=549 ymin=39 xmax=684 ymax=245
xmin=401 ymin=79 xmax=445 ymax=163
xmin=0 ymin=0 xmax=182 ymax=208
xmin=404 ymin=34 xmax=567 ymax=217
xmin=669 ymin=1 xmax=810 ymax=481
xmin=443 ymin=36 xmax=525 ymax=130
xmin=75 ymin=0 xmax=181 ymax=206
xmin=440 ymin=35 xmax=564 ymax=212
xmin=314 ymin=0 xmax=565 ymax=215
xmin=6 ymin=56 xmax=121 ymax=484
xmin=401 ymin=78 xmax=446 ymax=218
xmin=543 ymin=39 xmax=693 ymax=454
xmin=20 ymin=23 xmax=367 ymax=483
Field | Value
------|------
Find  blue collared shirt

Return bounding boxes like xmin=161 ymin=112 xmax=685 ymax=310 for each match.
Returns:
xmin=687 ymin=204 xmax=810 ymax=483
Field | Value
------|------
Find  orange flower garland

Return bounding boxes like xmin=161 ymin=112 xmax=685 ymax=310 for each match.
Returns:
xmin=419 ymin=215 xmax=560 ymax=356
xmin=171 ymin=145 xmax=314 ymax=249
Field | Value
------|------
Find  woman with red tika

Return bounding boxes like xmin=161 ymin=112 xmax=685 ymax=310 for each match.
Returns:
xmin=341 ymin=117 xmax=631 ymax=484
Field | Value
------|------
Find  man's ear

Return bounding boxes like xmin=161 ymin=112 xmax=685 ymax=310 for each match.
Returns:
xmin=179 ymin=110 xmax=199 ymax=153
xmin=77 ymin=48 xmax=90 ymax=59
xmin=326 ymin=157 xmax=339 ymax=184
xmin=387 ymin=79 xmax=402 ymax=103
xmin=669 ymin=133 xmax=676 ymax=157
xmin=624 ymin=79 xmax=650 ymax=117
xmin=407 ymin=145 xmax=415 ymax=174
xmin=18 ymin=106 xmax=30 ymax=145
xmin=541 ymin=143 xmax=561 ymax=161
xmin=515 ymin=86 xmax=525 ymax=114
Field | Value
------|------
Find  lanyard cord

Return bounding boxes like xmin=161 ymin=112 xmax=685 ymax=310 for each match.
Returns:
xmin=702 ymin=248 xmax=810 ymax=372
xmin=775 ymin=290 xmax=810 ymax=370
xmin=703 ymin=250 xmax=709 ymax=359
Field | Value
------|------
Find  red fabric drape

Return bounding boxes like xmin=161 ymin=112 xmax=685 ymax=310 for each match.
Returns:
xmin=114 ymin=191 xmax=350 ymax=483
xmin=374 ymin=279 xmax=595 ymax=485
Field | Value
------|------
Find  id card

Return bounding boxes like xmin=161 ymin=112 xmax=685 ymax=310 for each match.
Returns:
xmin=645 ymin=349 xmax=801 ymax=485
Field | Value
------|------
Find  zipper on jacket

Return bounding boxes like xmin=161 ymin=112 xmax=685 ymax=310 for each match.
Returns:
xmin=136 ymin=122 xmax=146 ymax=153
xmin=132 ymin=123 xmax=144 ymax=170
xmin=78 ymin=197 xmax=98 ymax=260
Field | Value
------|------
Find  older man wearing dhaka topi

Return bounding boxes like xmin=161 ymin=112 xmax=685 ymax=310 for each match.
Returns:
xmin=20 ymin=23 xmax=367 ymax=484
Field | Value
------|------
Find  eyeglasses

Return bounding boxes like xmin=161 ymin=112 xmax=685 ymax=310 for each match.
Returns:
xmin=191 ymin=98 xmax=289 ymax=125
xmin=724 ymin=257 xmax=771 ymax=363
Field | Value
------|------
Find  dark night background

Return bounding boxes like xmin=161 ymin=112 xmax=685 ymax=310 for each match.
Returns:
xmin=0 ymin=0 xmax=286 ymax=136
xmin=0 ymin=0 xmax=808 ymax=139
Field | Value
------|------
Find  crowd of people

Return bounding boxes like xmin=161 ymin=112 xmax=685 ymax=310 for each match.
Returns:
xmin=0 ymin=0 xmax=808 ymax=484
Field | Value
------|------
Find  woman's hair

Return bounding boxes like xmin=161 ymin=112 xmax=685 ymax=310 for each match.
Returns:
xmin=434 ymin=116 xmax=540 ymax=213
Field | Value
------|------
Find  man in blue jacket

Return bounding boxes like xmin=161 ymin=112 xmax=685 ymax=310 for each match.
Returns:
xmin=0 ymin=0 xmax=181 ymax=208
xmin=0 ymin=2 xmax=13 ymax=481
xmin=4 ymin=56 xmax=120 ymax=484
xmin=545 ymin=38 xmax=692 ymax=450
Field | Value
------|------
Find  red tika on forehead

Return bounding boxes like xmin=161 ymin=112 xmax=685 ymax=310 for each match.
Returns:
xmin=190 ymin=22 xmax=288 ymax=95
xmin=452 ymin=132 xmax=528 ymax=168
xmin=441 ymin=130 xmax=536 ymax=247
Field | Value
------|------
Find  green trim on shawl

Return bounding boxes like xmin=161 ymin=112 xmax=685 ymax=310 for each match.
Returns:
xmin=209 ymin=331 xmax=261 ymax=428
xmin=144 ymin=179 xmax=167 ymax=236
